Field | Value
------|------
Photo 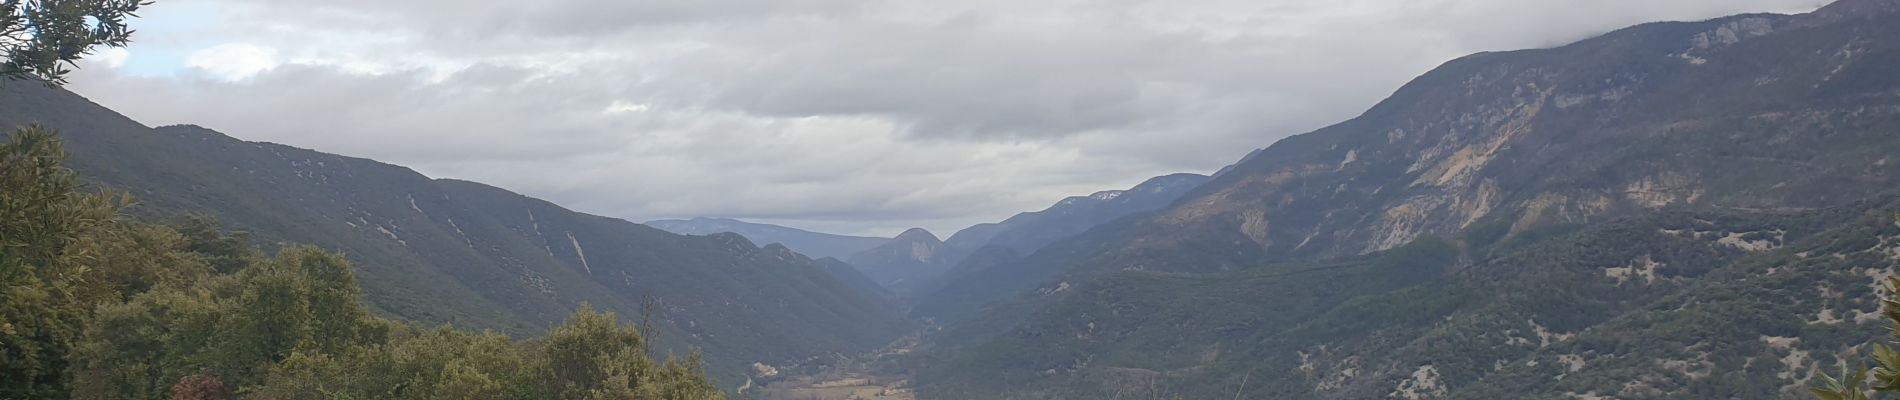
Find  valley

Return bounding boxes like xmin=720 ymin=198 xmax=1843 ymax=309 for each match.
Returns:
xmin=4 ymin=0 xmax=1900 ymax=399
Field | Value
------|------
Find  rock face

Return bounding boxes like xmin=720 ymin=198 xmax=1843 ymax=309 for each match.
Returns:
xmin=0 ymin=83 xmax=911 ymax=387
xmin=914 ymin=1 xmax=1900 ymax=398
xmin=1127 ymin=3 xmax=1900 ymax=272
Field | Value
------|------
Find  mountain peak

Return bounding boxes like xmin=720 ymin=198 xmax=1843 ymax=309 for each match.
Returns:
xmin=757 ymin=243 xmax=812 ymax=264
xmin=894 ymin=228 xmax=941 ymax=243
xmin=706 ymin=232 xmax=758 ymax=250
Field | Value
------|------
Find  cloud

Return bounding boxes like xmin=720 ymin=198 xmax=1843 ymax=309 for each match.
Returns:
xmin=67 ymin=0 xmax=1832 ymax=236
xmin=90 ymin=48 xmax=133 ymax=69
xmin=186 ymin=43 xmax=281 ymax=81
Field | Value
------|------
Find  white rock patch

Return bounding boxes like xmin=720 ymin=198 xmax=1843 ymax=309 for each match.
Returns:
xmin=567 ymin=232 xmax=592 ymax=275
xmin=1605 ymin=255 xmax=1663 ymax=285
xmin=1761 ymin=336 xmax=1811 ymax=381
xmin=1532 ymin=320 xmax=1577 ymax=347
xmin=1716 ymin=231 xmax=1781 ymax=252
xmin=1390 ymin=365 xmax=1446 ymax=400
xmin=408 ymin=194 xmax=426 ymax=216
xmin=528 ymin=210 xmax=553 ymax=257
xmin=1558 ymin=354 xmax=1586 ymax=373
xmin=375 ymin=225 xmax=406 ymax=246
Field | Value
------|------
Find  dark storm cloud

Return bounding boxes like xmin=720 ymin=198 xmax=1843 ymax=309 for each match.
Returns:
xmin=68 ymin=0 xmax=1830 ymax=235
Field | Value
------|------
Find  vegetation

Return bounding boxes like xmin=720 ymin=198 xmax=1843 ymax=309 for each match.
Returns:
xmin=1 ymin=0 xmax=149 ymax=84
xmin=915 ymin=237 xmax=1462 ymax=399
xmin=1810 ymin=215 xmax=1900 ymax=400
xmin=0 ymin=126 xmax=723 ymax=399
xmin=910 ymin=199 xmax=1894 ymax=399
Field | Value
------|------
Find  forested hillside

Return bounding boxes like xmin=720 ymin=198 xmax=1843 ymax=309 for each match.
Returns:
xmin=912 ymin=173 xmax=1210 ymax=318
xmin=0 ymin=126 xmax=724 ymax=399
xmin=0 ymin=83 xmax=912 ymax=388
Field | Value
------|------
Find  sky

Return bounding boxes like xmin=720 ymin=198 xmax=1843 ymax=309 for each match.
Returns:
xmin=65 ymin=0 xmax=1830 ymax=237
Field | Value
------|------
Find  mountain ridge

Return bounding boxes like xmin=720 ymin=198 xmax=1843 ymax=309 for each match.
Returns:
xmin=910 ymin=1 xmax=1900 ymax=397
xmin=0 ymin=83 xmax=913 ymax=389
xmin=941 ymin=173 xmax=1211 ymax=256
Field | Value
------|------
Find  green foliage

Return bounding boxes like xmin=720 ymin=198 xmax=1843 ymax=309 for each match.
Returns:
xmin=244 ymin=306 xmax=719 ymax=400
xmin=2 ymin=126 xmax=726 ymax=399
xmin=172 ymin=215 xmax=252 ymax=275
xmin=544 ymin=305 xmax=652 ymax=397
xmin=0 ymin=0 xmax=149 ymax=84
xmin=0 ymin=124 xmax=127 ymax=398
xmin=1813 ymin=364 xmax=1871 ymax=400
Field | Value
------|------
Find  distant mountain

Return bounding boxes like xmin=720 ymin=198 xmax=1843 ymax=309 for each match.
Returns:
xmin=0 ymin=83 xmax=911 ymax=387
xmin=646 ymin=217 xmax=889 ymax=260
xmin=912 ymin=173 xmax=1210 ymax=316
xmin=815 ymin=256 xmax=899 ymax=309
xmin=912 ymin=0 xmax=1900 ymax=398
xmin=845 ymin=228 xmax=951 ymax=295
xmin=941 ymin=173 xmax=1210 ymax=256
xmin=644 ymin=218 xmax=902 ymax=306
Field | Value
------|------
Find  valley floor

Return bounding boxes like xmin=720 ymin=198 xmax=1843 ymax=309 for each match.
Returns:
xmin=758 ymin=376 xmax=915 ymax=400
xmin=754 ymin=332 xmax=924 ymax=400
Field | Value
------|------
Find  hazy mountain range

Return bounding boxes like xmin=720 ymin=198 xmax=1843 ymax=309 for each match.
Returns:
xmin=645 ymin=217 xmax=889 ymax=260
xmin=648 ymin=173 xmax=1215 ymax=300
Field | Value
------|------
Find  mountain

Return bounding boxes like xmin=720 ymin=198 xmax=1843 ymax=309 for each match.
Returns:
xmin=646 ymin=217 xmax=890 ymax=260
xmin=912 ymin=173 xmax=1210 ymax=319
xmin=816 ymin=256 xmax=900 ymax=310
xmin=0 ymin=83 xmax=913 ymax=388
xmin=921 ymin=203 xmax=1884 ymax=399
xmin=941 ymin=173 xmax=1210 ymax=256
xmin=911 ymin=0 xmax=1900 ymax=398
xmin=919 ymin=0 xmax=1900 ymax=322
xmin=645 ymin=218 xmax=900 ymax=306
xmin=845 ymin=228 xmax=951 ymax=295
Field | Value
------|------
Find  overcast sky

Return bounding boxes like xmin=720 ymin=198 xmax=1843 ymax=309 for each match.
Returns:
xmin=66 ymin=0 xmax=1829 ymax=237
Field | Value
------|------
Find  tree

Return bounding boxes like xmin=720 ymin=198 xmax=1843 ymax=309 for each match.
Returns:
xmin=172 ymin=215 xmax=253 ymax=275
xmin=540 ymin=305 xmax=721 ymax=400
xmin=273 ymin=246 xmax=383 ymax=354
xmin=1 ymin=0 xmax=150 ymax=84
xmin=543 ymin=304 xmax=654 ymax=398
xmin=0 ymin=125 xmax=127 ymax=398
